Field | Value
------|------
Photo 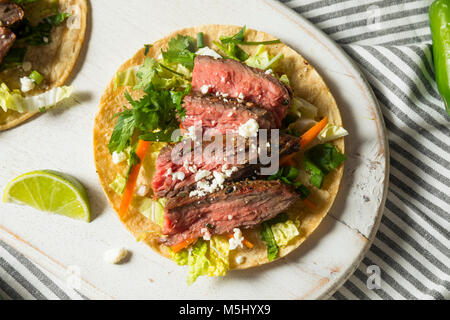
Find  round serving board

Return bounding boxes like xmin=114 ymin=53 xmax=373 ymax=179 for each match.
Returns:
xmin=0 ymin=0 xmax=388 ymax=299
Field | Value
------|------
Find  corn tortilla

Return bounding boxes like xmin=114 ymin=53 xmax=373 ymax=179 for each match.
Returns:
xmin=0 ymin=0 xmax=88 ymax=131
xmin=94 ymin=25 xmax=344 ymax=270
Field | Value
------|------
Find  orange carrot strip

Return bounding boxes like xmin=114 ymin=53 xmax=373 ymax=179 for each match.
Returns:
xmin=304 ymin=198 xmax=317 ymax=209
xmin=119 ymin=140 xmax=151 ymax=218
xmin=226 ymin=233 xmax=254 ymax=249
xmin=299 ymin=117 xmax=328 ymax=149
xmin=171 ymin=238 xmax=197 ymax=253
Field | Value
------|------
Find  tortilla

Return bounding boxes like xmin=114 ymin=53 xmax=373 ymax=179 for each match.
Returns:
xmin=0 ymin=0 xmax=88 ymax=131
xmin=94 ymin=25 xmax=344 ymax=270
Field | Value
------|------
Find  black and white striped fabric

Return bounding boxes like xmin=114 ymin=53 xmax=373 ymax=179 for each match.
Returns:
xmin=0 ymin=0 xmax=448 ymax=300
xmin=279 ymin=0 xmax=449 ymax=300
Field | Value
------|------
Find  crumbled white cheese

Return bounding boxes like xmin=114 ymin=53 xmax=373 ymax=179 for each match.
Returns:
xmin=195 ymin=170 xmax=212 ymax=182
xmin=213 ymin=171 xmax=225 ymax=186
xmin=201 ymin=227 xmax=211 ymax=241
xmin=164 ymin=168 xmax=173 ymax=177
xmin=111 ymin=151 xmax=126 ymax=164
xmin=235 ymin=255 xmax=246 ymax=264
xmin=195 ymin=46 xmax=222 ymax=59
xmin=229 ymin=228 xmax=244 ymax=250
xmin=200 ymin=84 xmax=212 ymax=94
xmin=43 ymin=37 xmax=49 ymax=43
xmin=221 ymin=76 xmax=226 ymax=83
xmin=136 ymin=185 xmax=148 ymax=197
xmin=228 ymin=215 xmax=233 ymax=220
xmin=20 ymin=76 xmax=35 ymax=93
xmin=171 ymin=171 xmax=185 ymax=181
xmin=103 ymin=247 xmax=128 ymax=264
xmin=227 ymin=112 xmax=233 ymax=117
xmin=238 ymin=92 xmax=245 ymax=100
xmin=189 ymin=189 xmax=206 ymax=197
xmin=265 ymin=69 xmax=273 ymax=75
xmin=238 ymin=119 xmax=259 ymax=138
xmin=222 ymin=165 xmax=238 ymax=178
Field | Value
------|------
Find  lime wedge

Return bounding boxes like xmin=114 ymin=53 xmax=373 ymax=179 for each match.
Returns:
xmin=3 ymin=170 xmax=91 ymax=222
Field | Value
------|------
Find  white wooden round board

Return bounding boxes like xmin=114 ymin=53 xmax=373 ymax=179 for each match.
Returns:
xmin=0 ymin=0 xmax=389 ymax=299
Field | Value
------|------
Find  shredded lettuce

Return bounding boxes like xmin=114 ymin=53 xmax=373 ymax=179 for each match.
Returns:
xmin=271 ymin=220 xmax=300 ymax=247
xmin=207 ymin=235 xmax=230 ymax=277
xmin=187 ymin=240 xmax=210 ymax=285
xmin=245 ymin=45 xmax=283 ymax=70
xmin=181 ymin=236 xmax=231 ymax=284
xmin=0 ymin=83 xmax=73 ymax=113
xmin=114 ymin=68 xmax=137 ymax=90
xmin=318 ymin=123 xmax=349 ymax=143
xmin=138 ymin=198 xmax=166 ymax=227
xmin=291 ymin=97 xmax=318 ymax=120
xmin=169 ymin=248 xmax=189 ymax=266
xmin=109 ymin=174 xmax=126 ymax=194
xmin=279 ymin=74 xmax=290 ymax=86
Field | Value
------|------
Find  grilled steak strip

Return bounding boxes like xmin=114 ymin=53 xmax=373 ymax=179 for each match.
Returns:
xmin=159 ymin=180 xmax=300 ymax=246
xmin=0 ymin=26 xmax=15 ymax=64
xmin=0 ymin=1 xmax=24 ymax=27
xmin=191 ymin=55 xmax=293 ymax=127
xmin=151 ymin=133 xmax=300 ymax=198
xmin=182 ymin=93 xmax=277 ymax=136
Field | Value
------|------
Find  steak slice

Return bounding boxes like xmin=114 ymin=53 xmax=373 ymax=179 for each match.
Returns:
xmin=0 ymin=1 xmax=24 ymax=27
xmin=191 ymin=55 xmax=292 ymax=127
xmin=159 ymin=180 xmax=300 ymax=246
xmin=151 ymin=133 xmax=300 ymax=198
xmin=0 ymin=26 xmax=15 ymax=64
xmin=181 ymin=93 xmax=277 ymax=136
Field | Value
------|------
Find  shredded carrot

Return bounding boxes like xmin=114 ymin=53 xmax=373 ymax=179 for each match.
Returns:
xmin=119 ymin=140 xmax=151 ymax=218
xmin=304 ymin=198 xmax=317 ymax=209
xmin=171 ymin=238 xmax=197 ymax=253
xmin=299 ymin=117 xmax=328 ymax=149
xmin=227 ymin=233 xmax=254 ymax=249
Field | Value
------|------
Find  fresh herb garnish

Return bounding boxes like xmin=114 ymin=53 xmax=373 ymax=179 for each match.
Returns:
xmin=44 ymin=12 xmax=72 ymax=26
xmin=0 ymin=48 xmax=26 ymax=70
xmin=107 ymin=84 xmax=190 ymax=154
xmin=144 ymin=44 xmax=152 ymax=56
xmin=259 ymin=213 xmax=289 ymax=261
xmin=161 ymin=34 xmax=196 ymax=70
xmin=213 ymin=26 xmax=281 ymax=62
xmin=268 ymin=166 xmax=310 ymax=199
xmin=304 ymin=143 xmax=346 ymax=188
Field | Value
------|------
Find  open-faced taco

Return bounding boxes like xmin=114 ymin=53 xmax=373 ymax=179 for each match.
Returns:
xmin=0 ymin=0 xmax=87 ymax=131
xmin=94 ymin=25 xmax=348 ymax=284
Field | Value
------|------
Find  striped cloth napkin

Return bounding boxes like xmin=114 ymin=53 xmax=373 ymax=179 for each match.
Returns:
xmin=1 ymin=0 xmax=449 ymax=300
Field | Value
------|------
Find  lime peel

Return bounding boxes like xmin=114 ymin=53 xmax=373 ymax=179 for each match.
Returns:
xmin=3 ymin=170 xmax=91 ymax=222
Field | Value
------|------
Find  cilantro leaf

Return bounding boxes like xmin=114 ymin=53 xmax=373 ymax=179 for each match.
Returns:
xmin=304 ymin=159 xmax=325 ymax=188
xmin=306 ymin=143 xmax=346 ymax=175
xmin=107 ymin=109 xmax=135 ymax=154
xmin=220 ymin=25 xmax=281 ymax=46
xmin=161 ymin=34 xmax=196 ymax=70
xmin=45 ymin=13 xmax=72 ymax=26
xmin=304 ymin=143 xmax=346 ymax=189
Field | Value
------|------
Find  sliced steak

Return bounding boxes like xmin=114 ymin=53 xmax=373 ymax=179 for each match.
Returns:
xmin=0 ymin=1 xmax=24 ymax=27
xmin=159 ymin=180 xmax=300 ymax=246
xmin=0 ymin=26 xmax=15 ymax=64
xmin=181 ymin=93 xmax=277 ymax=136
xmin=151 ymin=133 xmax=299 ymax=198
xmin=191 ymin=55 xmax=292 ymax=127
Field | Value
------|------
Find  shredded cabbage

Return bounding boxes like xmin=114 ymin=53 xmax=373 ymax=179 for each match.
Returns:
xmin=279 ymin=74 xmax=290 ymax=86
xmin=138 ymin=197 xmax=166 ymax=227
xmin=271 ymin=220 xmax=300 ymax=247
xmin=318 ymin=123 xmax=349 ymax=143
xmin=187 ymin=240 xmax=210 ymax=285
xmin=114 ymin=68 xmax=137 ymax=90
xmin=245 ymin=45 xmax=284 ymax=70
xmin=0 ymin=83 xmax=73 ymax=113
xmin=183 ymin=236 xmax=231 ymax=284
xmin=291 ymin=97 xmax=318 ymax=120
xmin=109 ymin=174 xmax=126 ymax=194
xmin=169 ymin=248 xmax=189 ymax=266
xmin=207 ymin=235 xmax=230 ymax=277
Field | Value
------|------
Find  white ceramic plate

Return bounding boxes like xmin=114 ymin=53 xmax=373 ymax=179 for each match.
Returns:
xmin=0 ymin=0 xmax=388 ymax=299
